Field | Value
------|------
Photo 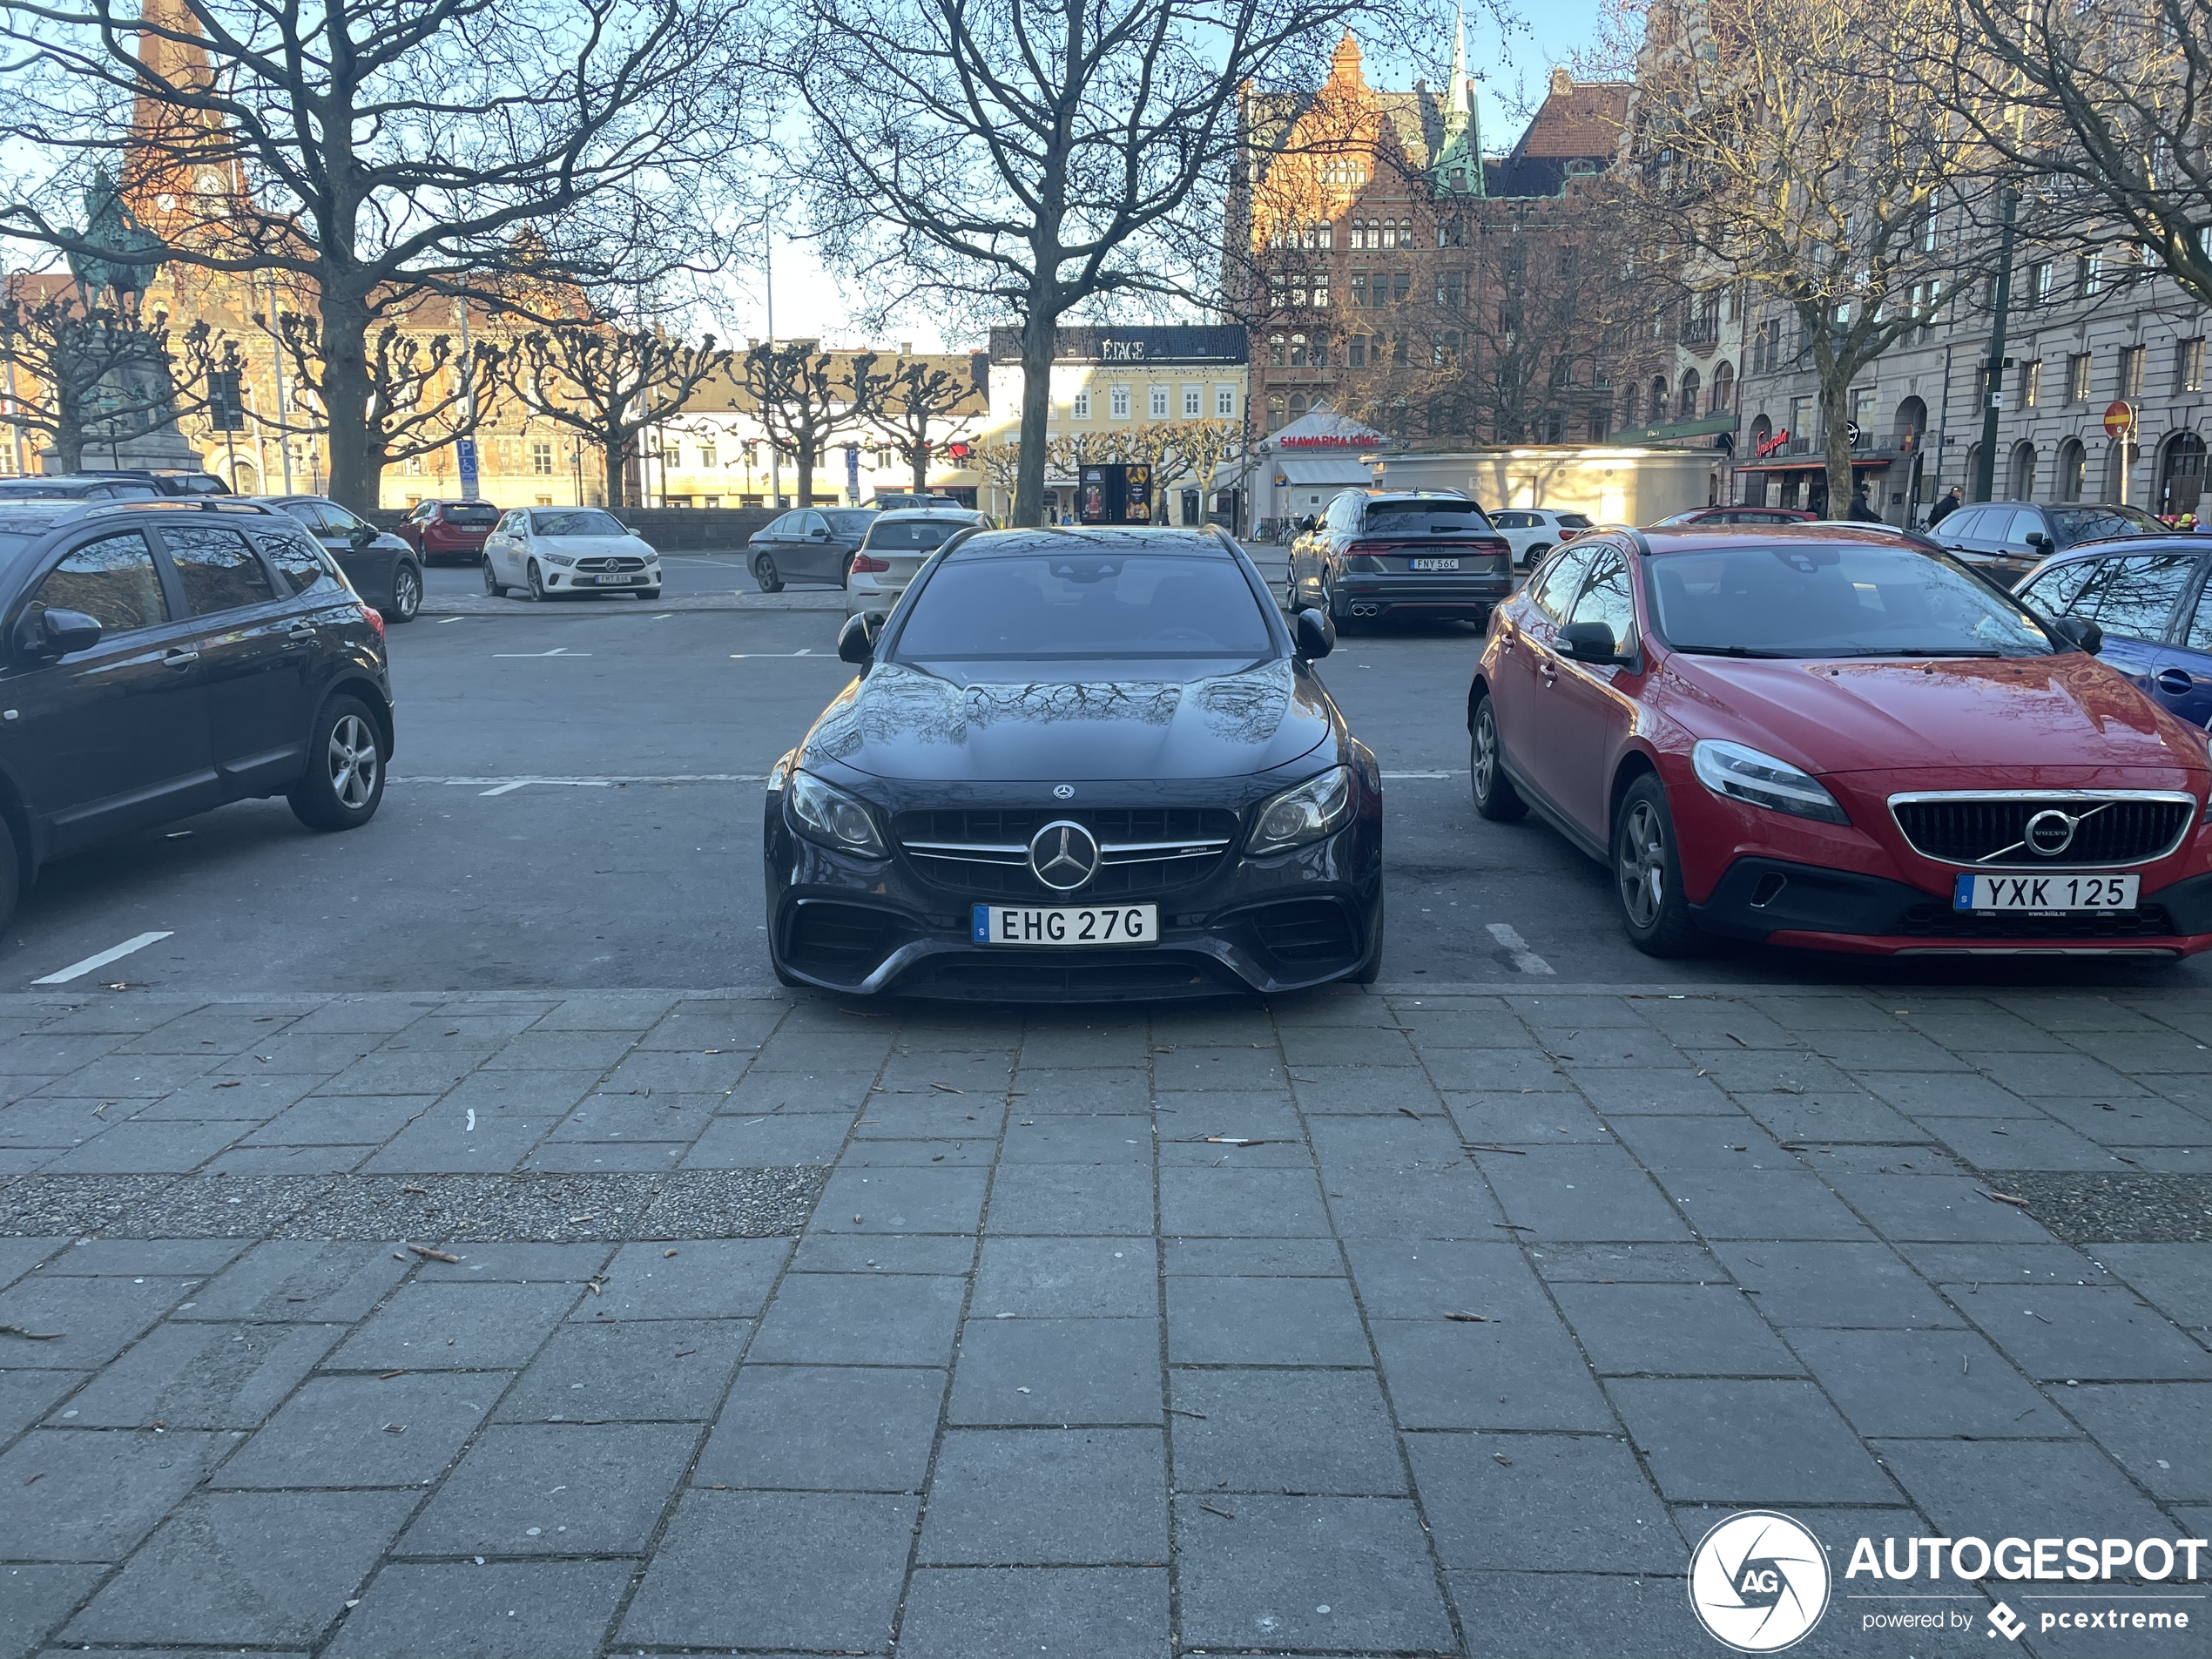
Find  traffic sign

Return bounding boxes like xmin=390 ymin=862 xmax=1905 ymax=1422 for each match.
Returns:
xmin=2105 ymin=400 xmax=2136 ymax=439
xmin=455 ymin=436 xmax=478 ymax=496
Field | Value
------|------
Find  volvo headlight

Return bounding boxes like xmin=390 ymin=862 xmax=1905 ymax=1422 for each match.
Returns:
xmin=1246 ymin=765 xmax=1356 ymax=855
xmin=541 ymin=550 xmax=576 ymax=567
xmin=1691 ymin=739 xmax=1849 ymax=824
xmin=786 ymin=768 xmax=887 ymax=856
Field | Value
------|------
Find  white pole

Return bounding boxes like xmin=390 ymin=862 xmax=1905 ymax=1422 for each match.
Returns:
xmin=267 ymin=268 xmax=292 ymax=491
xmin=765 ymin=228 xmax=781 ymax=509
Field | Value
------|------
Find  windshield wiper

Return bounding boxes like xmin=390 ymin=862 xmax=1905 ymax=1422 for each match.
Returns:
xmin=1672 ymin=644 xmax=1802 ymax=658
xmin=1840 ymin=647 xmax=2008 ymax=658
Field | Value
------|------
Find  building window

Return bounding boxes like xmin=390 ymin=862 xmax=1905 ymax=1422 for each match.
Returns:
xmin=2077 ymin=253 xmax=2102 ymax=296
xmin=2026 ymin=262 xmax=2054 ymax=307
xmin=874 ymin=448 xmax=894 ymax=469
xmin=2020 ymin=359 xmax=2042 ymax=408
xmin=1622 ymin=385 xmax=1639 ymax=426
xmin=1215 ymin=385 xmax=1236 ymax=418
xmin=2120 ymin=345 xmax=2146 ymax=398
xmin=1311 ymin=273 xmax=1330 ymax=307
xmin=1680 ymin=369 xmax=1701 ymax=418
xmin=2175 ymin=338 xmax=2205 ymax=395
xmin=1348 ymin=335 xmax=1366 ymax=368
xmin=1287 ymin=393 xmax=1308 ymax=423
xmin=1439 ymin=216 xmax=1467 ymax=248
xmin=1289 ymin=334 xmax=1308 ymax=368
xmin=1183 ymin=384 xmax=1202 ymax=417
xmin=1431 ymin=331 xmax=1461 ymax=368
xmin=529 ymin=441 xmax=554 ymax=475
xmin=1150 ymin=384 xmax=1170 ymax=419
xmin=1587 ymin=405 xmax=1611 ymax=440
xmin=1351 ymin=273 xmax=1368 ymax=308
xmin=1110 ymin=384 xmax=1130 ymax=419
xmin=1265 ymin=394 xmax=1285 ymax=432
xmin=1071 ymin=389 xmax=1091 ymax=419
xmin=1437 ymin=270 xmax=1466 ymax=308
xmin=2067 ymin=354 xmax=2092 ymax=404
xmin=1710 ymin=361 xmax=1734 ymax=413
xmin=1268 ymin=334 xmax=1285 ymax=368
xmin=698 ymin=442 xmax=717 ymax=469
xmin=1390 ymin=272 xmax=1410 ymax=304
xmin=1541 ymin=410 xmax=1567 ymax=443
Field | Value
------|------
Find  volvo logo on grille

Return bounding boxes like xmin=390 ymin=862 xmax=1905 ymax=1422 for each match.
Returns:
xmin=1028 ymin=819 xmax=1101 ymax=891
xmin=2023 ymin=808 xmax=2080 ymax=857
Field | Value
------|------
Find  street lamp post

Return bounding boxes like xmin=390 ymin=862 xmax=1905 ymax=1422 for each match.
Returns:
xmin=1972 ymin=182 xmax=2019 ymax=503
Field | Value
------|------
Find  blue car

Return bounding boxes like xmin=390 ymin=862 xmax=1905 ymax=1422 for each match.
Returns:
xmin=2014 ymin=536 xmax=2212 ymax=727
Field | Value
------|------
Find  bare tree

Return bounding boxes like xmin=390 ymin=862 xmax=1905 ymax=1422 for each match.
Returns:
xmin=866 ymin=356 xmax=981 ymax=492
xmin=1623 ymin=0 xmax=1983 ymax=508
xmin=0 ymin=0 xmax=747 ymax=511
xmin=273 ymin=313 xmax=502 ymax=482
xmin=1942 ymin=0 xmax=2212 ymax=307
xmin=741 ymin=344 xmax=881 ymax=510
xmin=507 ymin=325 xmax=733 ymax=507
xmin=1152 ymin=417 xmax=1244 ymax=520
xmin=0 ymin=280 xmax=239 ymax=470
xmin=778 ymin=0 xmax=1438 ymax=526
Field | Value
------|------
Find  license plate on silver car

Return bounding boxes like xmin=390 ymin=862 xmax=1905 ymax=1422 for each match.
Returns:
xmin=1408 ymin=557 xmax=1460 ymax=571
xmin=589 ymin=574 xmax=637 ymax=584
xmin=972 ymin=904 xmax=1157 ymax=945
xmin=1952 ymin=873 xmax=2140 ymax=912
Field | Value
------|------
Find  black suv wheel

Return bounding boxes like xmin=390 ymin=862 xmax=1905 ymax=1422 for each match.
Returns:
xmin=289 ymin=695 xmax=388 ymax=831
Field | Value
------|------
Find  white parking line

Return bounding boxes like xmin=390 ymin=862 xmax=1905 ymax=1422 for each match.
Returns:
xmin=399 ymin=773 xmax=765 ymax=787
xmin=437 ymin=616 xmax=467 ymax=624
xmin=32 ymin=930 xmax=174 ymax=986
xmin=492 ymin=647 xmax=592 ymax=658
xmin=729 ymin=650 xmax=815 ymax=659
xmin=1381 ymin=769 xmax=1467 ymax=779
xmin=1486 ymin=922 xmax=1555 ymax=975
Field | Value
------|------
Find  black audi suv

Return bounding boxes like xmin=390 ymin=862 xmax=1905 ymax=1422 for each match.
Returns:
xmin=764 ymin=526 xmax=1384 ymax=998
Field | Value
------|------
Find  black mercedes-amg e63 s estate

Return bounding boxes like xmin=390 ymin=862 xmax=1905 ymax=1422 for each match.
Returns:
xmin=763 ymin=525 xmax=1384 ymax=999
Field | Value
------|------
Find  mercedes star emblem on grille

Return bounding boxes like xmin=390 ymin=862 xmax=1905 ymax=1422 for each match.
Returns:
xmin=1028 ymin=819 xmax=1101 ymax=891
xmin=1053 ymin=784 xmax=1076 ymax=799
xmin=2023 ymin=808 xmax=2080 ymax=857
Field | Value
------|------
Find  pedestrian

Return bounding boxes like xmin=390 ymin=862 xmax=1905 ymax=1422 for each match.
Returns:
xmin=1846 ymin=484 xmax=1882 ymax=523
xmin=1927 ymin=486 xmax=1962 ymax=527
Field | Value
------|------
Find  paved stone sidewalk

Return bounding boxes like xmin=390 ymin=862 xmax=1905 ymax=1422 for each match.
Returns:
xmin=1 ymin=982 xmax=2209 ymax=1658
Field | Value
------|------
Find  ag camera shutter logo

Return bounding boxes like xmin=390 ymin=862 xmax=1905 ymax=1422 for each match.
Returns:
xmin=1689 ymin=1510 xmax=1831 ymax=1652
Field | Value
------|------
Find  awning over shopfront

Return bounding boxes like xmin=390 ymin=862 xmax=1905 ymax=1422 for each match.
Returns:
xmin=1275 ymin=456 xmax=1375 ymax=486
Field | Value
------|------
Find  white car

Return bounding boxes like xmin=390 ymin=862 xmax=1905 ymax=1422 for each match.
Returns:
xmin=1486 ymin=507 xmax=1595 ymax=570
xmin=844 ymin=508 xmax=990 ymax=617
xmin=482 ymin=507 xmax=662 ymax=600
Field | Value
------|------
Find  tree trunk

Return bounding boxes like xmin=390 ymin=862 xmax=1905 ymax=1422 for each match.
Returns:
xmin=911 ymin=446 xmax=928 ymax=491
xmin=1014 ymin=299 xmax=1057 ymax=527
xmin=603 ymin=433 xmax=627 ymax=508
xmin=1819 ymin=372 xmax=1853 ymax=519
xmin=320 ymin=292 xmax=381 ymax=513
xmin=796 ymin=441 xmax=815 ymax=510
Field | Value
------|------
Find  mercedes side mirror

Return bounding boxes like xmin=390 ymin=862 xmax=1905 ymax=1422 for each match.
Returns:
xmin=1292 ymin=605 xmax=1334 ymax=659
xmin=2047 ymin=616 xmax=2102 ymax=655
xmin=1559 ymin=621 xmax=1622 ymax=664
xmin=836 ymin=612 xmax=875 ymax=665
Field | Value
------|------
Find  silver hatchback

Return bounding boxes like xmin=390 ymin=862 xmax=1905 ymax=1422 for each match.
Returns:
xmin=843 ymin=509 xmax=990 ymax=617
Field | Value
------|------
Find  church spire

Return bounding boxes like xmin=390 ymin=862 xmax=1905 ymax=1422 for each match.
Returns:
xmin=1447 ymin=0 xmax=1469 ymax=132
xmin=1433 ymin=0 xmax=1484 ymax=196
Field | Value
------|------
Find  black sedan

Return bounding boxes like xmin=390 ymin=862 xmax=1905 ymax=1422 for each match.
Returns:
xmin=763 ymin=526 xmax=1384 ymax=998
xmin=245 ymin=496 xmax=423 ymax=623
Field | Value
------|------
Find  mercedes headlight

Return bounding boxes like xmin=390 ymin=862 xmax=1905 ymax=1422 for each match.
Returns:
xmin=785 ymin=768 xmax=887 ymax=857
xmin=1246 ymin=765 xmax=1356 ymax=855
xmin=1691 ymin=739 xmax=1849 ymax=824
xmin=541 ymin=551 xmax=576 ymax=568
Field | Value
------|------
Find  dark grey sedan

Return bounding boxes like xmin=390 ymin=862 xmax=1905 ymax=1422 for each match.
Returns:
xmin=748 ymin=507 xmax=875 ymax=592
xmin=246 ymin=496 xmax=423 ymax=623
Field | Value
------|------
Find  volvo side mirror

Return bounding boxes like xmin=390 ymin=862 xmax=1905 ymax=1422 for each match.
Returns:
xmin=1559 ymin=621 xmax=1622 ymax=664
xmin=1292 ymin=606 xmax=1334 ymax=659
xmin=2047 ymin=616 xmax=2102 ymax=655
xmin=836 ymin=612 xmax=875 ymax=665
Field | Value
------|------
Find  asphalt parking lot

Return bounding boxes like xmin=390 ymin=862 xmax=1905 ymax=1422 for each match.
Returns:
xmin=2 ymin=545 xmax=2209 ymax=1659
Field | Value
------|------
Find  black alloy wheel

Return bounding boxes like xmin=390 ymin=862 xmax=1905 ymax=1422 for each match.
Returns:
xmin=1469 ymin=691 xmax=1527 ymax=821
xmin=752 ymin=550 xmax=784 ymax=594
xmin=384 ymin=561 xmax=421 ymax=623
xmin=1612 ymin=772 xmax=1703 ymax=956
xmin=288 ymin=695 xmax=388 ymax=832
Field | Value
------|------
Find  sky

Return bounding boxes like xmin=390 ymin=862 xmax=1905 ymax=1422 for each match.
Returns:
xmin=732 ymin=0 xmax=1609 ymax=354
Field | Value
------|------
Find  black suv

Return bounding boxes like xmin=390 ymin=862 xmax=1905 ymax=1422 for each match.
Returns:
xmin=1286 ymin=489 xmax=1514 ymax=626
xmin=0 ymin=498 xmax=395 ymax=929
